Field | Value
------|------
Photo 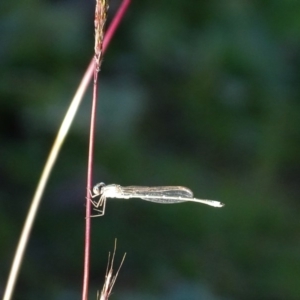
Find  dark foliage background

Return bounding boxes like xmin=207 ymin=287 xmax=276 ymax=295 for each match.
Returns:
xmin=1 ymin=0 xmax=300 ymax=299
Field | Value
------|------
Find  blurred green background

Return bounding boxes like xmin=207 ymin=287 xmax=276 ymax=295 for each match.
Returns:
xmin=1 ymin=0 xmax=300 ymax=299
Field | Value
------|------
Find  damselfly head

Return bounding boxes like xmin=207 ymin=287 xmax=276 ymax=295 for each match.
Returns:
xmin=93 ymin=182 xmax=106 ymax=195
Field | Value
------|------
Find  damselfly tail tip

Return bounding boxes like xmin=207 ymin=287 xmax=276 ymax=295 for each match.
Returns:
xmin=214 ymin=201 xmax=225 ymax=208
xmin=202 ymin=199 xmax=225 ymax=207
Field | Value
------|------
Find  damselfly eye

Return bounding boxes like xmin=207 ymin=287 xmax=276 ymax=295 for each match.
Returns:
xmin=93 ymin=182 xmax=105 ymax=195
xmin=93 ymin=186 xmax=99 ymax=194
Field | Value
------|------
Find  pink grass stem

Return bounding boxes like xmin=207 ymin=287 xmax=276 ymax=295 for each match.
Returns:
xmin=82 ymin=1 xmax=131 ymax=300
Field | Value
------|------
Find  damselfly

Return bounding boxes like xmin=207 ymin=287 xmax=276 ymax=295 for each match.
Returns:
xmin=90 ymin=183 xmax=224 ymax=217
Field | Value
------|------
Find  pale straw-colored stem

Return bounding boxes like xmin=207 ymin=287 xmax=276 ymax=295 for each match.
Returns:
xmin=2 ymin=58 xmax=94 ymax=300
xmin=2 ymin=1 xmax=131 ymax=299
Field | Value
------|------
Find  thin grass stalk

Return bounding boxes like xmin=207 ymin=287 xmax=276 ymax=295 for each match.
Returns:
xmin=2 ymin=2 xmax=131 ymax=300
xmin=83 ymin=0 xmax=108 ymax=298
xmin=98 ymin=240 xmax=126 ymax=300
xmin=82 ymin=1 xmax=131 ymax=300
xmin=2 ymin=59 xmax=94 ymax=300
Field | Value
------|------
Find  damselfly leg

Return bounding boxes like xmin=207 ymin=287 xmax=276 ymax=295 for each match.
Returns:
xmin=88 ymin=188 xmax=107 ymax=217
